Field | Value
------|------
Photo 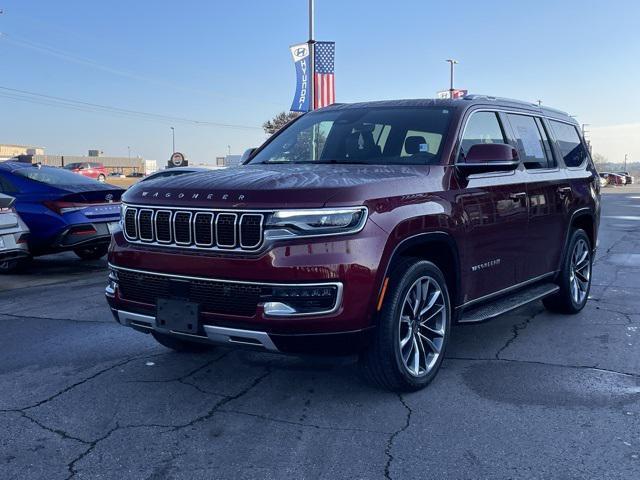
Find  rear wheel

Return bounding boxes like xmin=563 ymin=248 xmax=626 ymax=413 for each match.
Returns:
xmin=152 ymin=331 xmax=213 ymax=353
xmin=543 ymin=229 xmax=592 ymax=314
xmin=0 ymin=256 xmax=32 ymax=274
xmin=73 ymin=245 xmax=108 ymax=260
xmin=359 ymin=259 xmax=451 ymax=392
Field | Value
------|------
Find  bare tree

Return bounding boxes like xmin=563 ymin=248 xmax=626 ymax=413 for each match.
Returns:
xmin=262 ymin=111 xmax=301 ymax=135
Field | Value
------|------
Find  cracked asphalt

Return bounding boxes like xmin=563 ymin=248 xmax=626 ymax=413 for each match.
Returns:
xmin=1 ymin=188 xmax=639 ymax=480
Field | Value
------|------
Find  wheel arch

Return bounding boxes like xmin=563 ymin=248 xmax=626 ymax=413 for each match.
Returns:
xmin=379 ymin=231 xmax=461 ymax=310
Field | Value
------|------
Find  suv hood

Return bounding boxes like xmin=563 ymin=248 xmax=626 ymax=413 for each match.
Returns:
xmin=123 ymin=164 xmax=433 ymax=209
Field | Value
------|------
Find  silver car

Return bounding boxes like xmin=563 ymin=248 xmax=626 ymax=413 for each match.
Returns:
xmin=0 ymin=194 xmax=30 ymax=273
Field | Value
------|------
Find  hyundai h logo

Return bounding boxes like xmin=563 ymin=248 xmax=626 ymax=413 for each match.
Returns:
xmin=105 ymin=194 xmax=114 ymax=202
xmin=294 ymin=47 xmax=307 ymax=57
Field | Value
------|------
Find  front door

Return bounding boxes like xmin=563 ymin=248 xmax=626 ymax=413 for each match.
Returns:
xmin=455 ymin=110 xmax=529 ymax=303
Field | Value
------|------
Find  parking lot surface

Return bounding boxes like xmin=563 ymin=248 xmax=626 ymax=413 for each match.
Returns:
xmin=1 ymin=188 xmax=639 ymax=480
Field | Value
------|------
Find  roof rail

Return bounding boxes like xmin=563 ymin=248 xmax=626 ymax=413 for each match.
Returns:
xmin=462 ymin=94 xmax=569 ymax=116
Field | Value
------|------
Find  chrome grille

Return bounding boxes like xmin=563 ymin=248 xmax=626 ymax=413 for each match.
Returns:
xmin=123 ymin=206 xmax=265 ymax=251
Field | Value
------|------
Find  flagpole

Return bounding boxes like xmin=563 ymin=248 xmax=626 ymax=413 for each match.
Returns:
xmin=308 ymin=0 xmax=315 ymax=111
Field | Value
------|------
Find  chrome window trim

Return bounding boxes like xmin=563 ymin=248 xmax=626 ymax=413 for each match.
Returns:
xmin=215 ymin=212 xmax=238 ymax=248
xmin=193 ymin=212 xmax=215 ymax=247
xmin=173 ymin=211 xmax=193 ymax=246
xmin=153 ymin=210 xmax=173 ymax=244
xmin=239 ymin=213 xmax=264 ymax=249
xmin=137 ymin=208 xmax=155 ymax=242
xmin=109 ymin=263 xmax=343 ymax=317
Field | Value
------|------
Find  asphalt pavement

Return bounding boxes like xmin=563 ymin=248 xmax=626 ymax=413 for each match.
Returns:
xmin=1 ymin=187 xmax=639 ymax=480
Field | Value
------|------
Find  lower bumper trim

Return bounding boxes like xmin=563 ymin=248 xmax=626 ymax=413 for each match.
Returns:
xmin=112 ymin=309 xmax=279 ymax=352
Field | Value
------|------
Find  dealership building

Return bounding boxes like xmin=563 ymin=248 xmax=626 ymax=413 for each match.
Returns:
xmin=0 ymin=144 xmax=157 ymax=175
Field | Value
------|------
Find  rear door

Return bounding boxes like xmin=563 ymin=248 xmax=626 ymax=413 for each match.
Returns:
xmin=504 ymin=113 xmax=569 ymax=281
xmin=456 ymin=110 xmax=529 ymax=302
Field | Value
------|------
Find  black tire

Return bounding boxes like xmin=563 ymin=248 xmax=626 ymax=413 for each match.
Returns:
xmin=97 ymin=174 xmax=106 ymax=182
xmin=543 ymin=229 xmax=592 ymax=314
xmin=0 ymin=256 xmax=32 ymax=274
xmin=73 ymin=245 xmax=108 ymax=260
xmin=359 ymin=259 xmax=451 ymax=392
xmin=152 ymin=331 xmax=213 ymax=353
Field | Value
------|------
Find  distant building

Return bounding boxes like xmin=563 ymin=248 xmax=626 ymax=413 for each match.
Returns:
xmin=11 ymin=149 xmax=157 ymax=175
xmin=0 ymin=144 xmax=45 ymax=161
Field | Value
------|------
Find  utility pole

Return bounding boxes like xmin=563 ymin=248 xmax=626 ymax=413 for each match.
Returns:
xmin=625 ymin=153 xmax=628 ymax=171
xmin=127 ymin=146 xmax=131 ymax=162
xmin=170 ymin=127 xmax=175 ymax=154
xmin=308 ymin=0 xmax=315 ymax=111
xmin=536 ymin=99 xmax=542 ymax=107
xmin=446 ymin=59 xmax=458 ymax=98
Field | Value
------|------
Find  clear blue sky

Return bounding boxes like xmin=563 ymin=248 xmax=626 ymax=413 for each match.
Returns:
xmin=0 ymin=0 xmax=638 ymax=163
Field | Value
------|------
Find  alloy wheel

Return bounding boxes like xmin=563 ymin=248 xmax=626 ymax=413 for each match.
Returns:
xmin=569 ymin=238 xmax=591 ymax=305
xmin=398 ymin=276 xmax=447 ymax=377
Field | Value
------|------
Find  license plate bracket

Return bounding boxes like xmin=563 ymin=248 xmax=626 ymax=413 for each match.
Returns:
xmin=156 ymin=298 xmax=200 ymax=334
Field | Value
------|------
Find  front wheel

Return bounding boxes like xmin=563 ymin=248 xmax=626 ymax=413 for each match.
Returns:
xmin=543 ymin=229 xmax=592 ymax=314
xmin=0 ymin=256 xmax=32 ymax=274
xmin=73 ymin=245 xmax=108 ymax=260
xmin=359 ymin=259 xmax=451 ymax=392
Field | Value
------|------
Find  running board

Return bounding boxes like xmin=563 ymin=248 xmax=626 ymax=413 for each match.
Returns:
xmin=459 ymin=282 xmax=559 ymax=324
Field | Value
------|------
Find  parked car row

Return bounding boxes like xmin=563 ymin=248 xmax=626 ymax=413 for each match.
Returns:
xmin=0 ymin=161 xmax=123 ymax=273
xmin=598 ymin=171 xmax=635 ymax=186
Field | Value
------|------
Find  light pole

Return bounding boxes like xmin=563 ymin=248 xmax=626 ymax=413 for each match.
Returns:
xmin=170 ymin=127 xmax=175 ymax=154
xmin=625 ymin=153 xmax=628 ymax=171
xmin=446 ymin=59 xmax=458 ymax=98
xmin=127 ymin=146 xmax=131 ymax=162
xmin=308 ymin=0 xmax=315 ymax=110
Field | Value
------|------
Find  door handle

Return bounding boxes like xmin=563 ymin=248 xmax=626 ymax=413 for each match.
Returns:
xmin=509 ymin=192 xmax=527 ymax=201
xmin=557 ymin=186 xmax=572 ymax=197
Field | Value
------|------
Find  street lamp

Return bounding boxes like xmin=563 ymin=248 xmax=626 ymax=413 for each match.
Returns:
xmin=170 ymin=127 xmax=175 ymax=154
xmin=127 ymin=146 xmax=131 ymax=162
xmin=446 ymin=59 xmax=458 ymax=98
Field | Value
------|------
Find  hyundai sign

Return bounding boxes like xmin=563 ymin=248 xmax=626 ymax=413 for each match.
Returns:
xmin=290 ymin=43 xmax=311 ymax=112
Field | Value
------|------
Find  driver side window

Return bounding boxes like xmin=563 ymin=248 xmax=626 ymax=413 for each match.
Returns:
xmin=460 ymin=111 xmax=506 ymax=160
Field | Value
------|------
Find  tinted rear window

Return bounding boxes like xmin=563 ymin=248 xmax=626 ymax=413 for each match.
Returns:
xmin=14 ymin=166 xmax=104 ymax=186
xmin=549 ymin=121 xmax=588 ymax=168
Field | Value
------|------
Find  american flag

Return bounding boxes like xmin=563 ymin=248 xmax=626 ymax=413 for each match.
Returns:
xmin=314 ymin=42 xmax=335 ymax=109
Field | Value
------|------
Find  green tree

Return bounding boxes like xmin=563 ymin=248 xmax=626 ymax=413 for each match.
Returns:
xmin=262 ymin=111 xmax=302 ymax=135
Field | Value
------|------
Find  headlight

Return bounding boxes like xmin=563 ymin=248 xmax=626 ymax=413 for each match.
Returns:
xmin=265 ymin=207 xmax=367 ymax=238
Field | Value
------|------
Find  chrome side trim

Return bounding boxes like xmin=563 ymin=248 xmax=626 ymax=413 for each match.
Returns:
xmin=456 ymin=271 xmax=556 ymax=310
xmin=108 ymin=263 xmax=344 ymax=317
xmin=203 ymin=325 xmax=279 ymax=352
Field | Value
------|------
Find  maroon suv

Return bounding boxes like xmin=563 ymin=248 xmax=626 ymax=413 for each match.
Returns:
xmin=106 ymin=96 xmax=600 ymax=391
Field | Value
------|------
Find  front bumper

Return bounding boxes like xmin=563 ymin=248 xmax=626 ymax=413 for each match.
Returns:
xmin=106 ymin=219 xmax=388 ymax=347
xmin=109 ymin=308 xmax=372 ymax=355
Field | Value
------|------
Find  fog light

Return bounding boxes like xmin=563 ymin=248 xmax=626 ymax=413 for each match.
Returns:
xmin=263 ymin=284 xmax=341 ymax=316
xmin=106 ymin=269 xmax=119 ymax=296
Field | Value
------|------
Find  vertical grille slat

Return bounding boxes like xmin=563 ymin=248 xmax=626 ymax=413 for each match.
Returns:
xmin=138 ymin=209 xmax=154 ymax=241
xmin=194 ymin=213 xmax=214 ymax=246
xmin=124 ymin=208 xmax=138 ymax=239
xmin=155 ymin=211 xmax=172 ymax=243
xmin=216 ymin=213 xmax=237 ymax=248
xmin=174 ymin=212 xmax=192 ymax=245
xmin=240 ymin=214 xmax=263 ymax=248
xmin=123 ymin=206 xmax=264 ymax=251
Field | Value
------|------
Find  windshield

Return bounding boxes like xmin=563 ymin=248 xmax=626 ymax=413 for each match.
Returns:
xmin=14 ymin=166 xmax=104 ymax=186
xmin=249 ymin=107 xmax=451 ymax=165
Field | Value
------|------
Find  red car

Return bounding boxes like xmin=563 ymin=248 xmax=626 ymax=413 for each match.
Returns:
xmin=106 ymin=96 xmax=600 ymax=391
xmin=63 ymin=162 xmax=108 ymax=182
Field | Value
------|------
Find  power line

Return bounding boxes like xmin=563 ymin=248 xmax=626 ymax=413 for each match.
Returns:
xmin=0 ymin=31 xmax=283 ymax=108
xmin=0 ymin=86 xmax=263 ymax=130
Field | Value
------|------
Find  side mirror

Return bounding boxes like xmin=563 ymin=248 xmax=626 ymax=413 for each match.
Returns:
xmin=0 ymin=194 xmax=16 ymax=209
xmin=241 ymin=148 xmax=257 ymax=164
xmin=456 ymin=143 xmax=520 ymax=174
